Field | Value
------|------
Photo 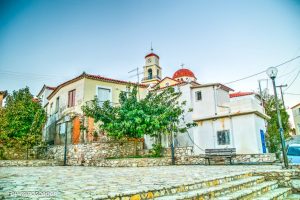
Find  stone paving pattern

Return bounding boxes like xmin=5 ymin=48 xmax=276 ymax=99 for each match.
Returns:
xmin=0 ymin=165 xmax=283 ymax=199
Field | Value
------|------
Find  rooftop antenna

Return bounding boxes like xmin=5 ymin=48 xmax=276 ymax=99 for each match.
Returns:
xmin=128 ymin=67 xmax=143 ymax=100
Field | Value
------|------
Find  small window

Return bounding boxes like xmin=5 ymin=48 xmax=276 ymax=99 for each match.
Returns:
xmin=165 ymin=82 xmax=169 ymax=86
xmin=55 ymin=97 xmax=59 ymax=113
xmin=217 ymin=130 xmax=230 ymax=145
xmin=195 ymin=91 xmax=202 ymax=101
xmin=148 ymin=68 xmax=153 ymax=79
xmin=68 ymin=89 xmax=76 ymax=107
xmin=97 ymin=87 xmax=111 ymax=106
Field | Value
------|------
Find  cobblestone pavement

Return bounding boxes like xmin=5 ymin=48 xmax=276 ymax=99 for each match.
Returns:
xmin=0 ymin=165 xmax=281 ymax=199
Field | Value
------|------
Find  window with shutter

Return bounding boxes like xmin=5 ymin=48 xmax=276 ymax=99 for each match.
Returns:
xmin=68 ymin=90 xmax=76 ymax=107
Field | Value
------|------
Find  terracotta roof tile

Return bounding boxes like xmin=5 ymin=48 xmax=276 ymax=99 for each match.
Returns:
xmin=47 ymin=73 xmax=147 ymax=100
xmin=229 ymin=92 xmax=254 ymax=98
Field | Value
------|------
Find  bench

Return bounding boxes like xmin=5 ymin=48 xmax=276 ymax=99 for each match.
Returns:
xmin=204 ymin=148 xmax=236 ymax=165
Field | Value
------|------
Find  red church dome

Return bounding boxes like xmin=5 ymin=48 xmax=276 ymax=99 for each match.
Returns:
xmin=173 ymin=68 xmax=196 ymax=79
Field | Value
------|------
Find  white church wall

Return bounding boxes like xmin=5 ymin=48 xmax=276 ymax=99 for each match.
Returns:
xmin=192 ymin=87 xmax=217 ymax=119
xmin=192 ymin=121 xmax=214 ymax=154
xmin=254 ymin=114 xmax=267 ymax=153
xmin=231 ymin=114 xmax=261 ymax=154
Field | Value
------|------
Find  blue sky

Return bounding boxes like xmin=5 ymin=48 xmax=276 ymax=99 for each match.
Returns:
xmin=0 ymin=0 xmax=300 ymax=109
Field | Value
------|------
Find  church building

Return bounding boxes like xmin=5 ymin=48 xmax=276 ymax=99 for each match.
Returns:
xmin=38 ymin=50 xmax=269 ymax=154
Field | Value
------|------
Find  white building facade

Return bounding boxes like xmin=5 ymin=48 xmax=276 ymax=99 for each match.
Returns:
xmin=142 ymin=52 xmax=269 ymax=154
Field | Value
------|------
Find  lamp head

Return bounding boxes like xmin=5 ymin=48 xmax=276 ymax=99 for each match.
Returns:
xmin=266 ymin=67 xmax=278 ymax=79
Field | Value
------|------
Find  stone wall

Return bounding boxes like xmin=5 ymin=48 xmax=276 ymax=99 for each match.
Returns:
xmin=233 ymin=153 xmax=276 ymax=163
xmin=253 ymin=170 xmax=300 ymax=193
xmin=0 ymin=146 xmax=48 ymax=160
xmin=77 ymin=157 xmax=172 ymax=167
xmin=47 ymin=141 xmax=144 ymax=164
xmin=45 ymin=143 xmax=276 ymax=167
xmin=0 ymin=159 xmax=60 ymax=167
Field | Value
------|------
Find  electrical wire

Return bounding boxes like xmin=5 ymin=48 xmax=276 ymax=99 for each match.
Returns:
xmin=277 ymin=64 xmax=300 ymax=79
xmin=284 ymin=69 xmax=300 ymax=92
xmin=224 ymin=55 xmax=300 ymax=85
xmin=284 ymin=93 xmax=300 ymax=96
xmin=186 ymin=130 xmax=205 ymax=151
xmin=0 ymin=70 xmax=66 ymax=78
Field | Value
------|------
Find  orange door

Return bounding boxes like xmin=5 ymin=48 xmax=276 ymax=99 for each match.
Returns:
xmin=72 ymin=116 xmax=80 ymax=144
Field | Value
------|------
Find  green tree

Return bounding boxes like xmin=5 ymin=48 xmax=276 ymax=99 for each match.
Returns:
xmin=0 ymin=87 xmax=47 ymax=158
xmin=82 ymin=86 xmax=195 ymax=142
xmin=263 ymin=92 xmax=291 ymax=154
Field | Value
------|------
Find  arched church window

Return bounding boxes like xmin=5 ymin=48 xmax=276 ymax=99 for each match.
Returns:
xmin=148 ymin=69 xmax=153 ymax=79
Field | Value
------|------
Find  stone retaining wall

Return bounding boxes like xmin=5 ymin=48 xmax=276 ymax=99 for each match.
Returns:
xmin=0 ymin=159 xmax=60 ymax=167
xmin=47 ymin=141 xmax=144 ymax=162
xmin=233 ymin=153 xmax=276 ymax=163
xmin=70 ymin=157 xmax=172 ymax=167
xmin=253 ymin=170 xmax=300 ymax=193
xmin=1 ymin=143 xmax=276 ymax=167
xmin=46 ymin=143 xmax=276 ymax=167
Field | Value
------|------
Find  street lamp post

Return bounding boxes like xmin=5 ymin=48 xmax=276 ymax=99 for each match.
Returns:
xmin=63 ymin=115 xmax=71 ymax=166
xmin=266 ymin=67 xmax=289 ymax=169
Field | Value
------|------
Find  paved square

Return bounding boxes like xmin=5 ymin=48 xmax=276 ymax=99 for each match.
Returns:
xmin=0 ymin=165 xmax=281 ymax=199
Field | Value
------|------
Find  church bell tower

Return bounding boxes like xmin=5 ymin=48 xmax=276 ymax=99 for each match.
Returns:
xmin=141 ymin=49 xmax=162 ymax=85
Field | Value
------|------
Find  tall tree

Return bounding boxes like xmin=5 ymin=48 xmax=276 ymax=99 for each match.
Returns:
xmin=0 ymin=87 xmax=46 ymax=151
xmin=82 ymin=86 xmax=195 ymax=141
xmin=263 ymin=91 xmax=291 ymax=154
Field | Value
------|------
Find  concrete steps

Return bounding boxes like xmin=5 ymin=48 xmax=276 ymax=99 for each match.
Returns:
xmin=151 ymin=175 xmax=292 ymax=200
xmin=156 ymin=176 xmax=265 ymax=200
xmin=215 ymin=181 xmax=281 ymax=200
xmin=104 ymin=172 xmax=296 ymax=200
xmin=286 ymin=194 xmax=300 ymax=200
xmin=253 ymin=188 xmax=292 ymax=200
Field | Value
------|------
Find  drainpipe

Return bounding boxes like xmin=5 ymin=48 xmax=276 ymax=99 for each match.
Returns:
xmin=213 ymin=86 xmax=217 ymax=116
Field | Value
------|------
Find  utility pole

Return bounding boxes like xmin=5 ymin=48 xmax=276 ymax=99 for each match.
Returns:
xmin=258 ymin=79 xmax=268 ymax=107
xmin=64 ymin=116 xmax=70 ymax=166
xmin=128 ymin=67 xmax=143 ymax=100
xmin=276 ymin=84 xmax=287 ymax=108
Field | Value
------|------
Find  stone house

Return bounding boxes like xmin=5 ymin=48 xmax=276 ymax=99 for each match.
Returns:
xmin=37 ymin=73 xmax=147 ymax=145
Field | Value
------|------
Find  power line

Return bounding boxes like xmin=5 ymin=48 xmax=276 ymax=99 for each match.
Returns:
xmin=277 ymin=64 xmax=300 ymax=79
xmin=224 ymin=55 xmax=300 ymax=85
xmin=284 ymin=92 xmax=300 ymax=96
xmin=284 ymin=69 xmax=300 ymax=92
xmin=0 ymin=70 xmax=66 ymax=78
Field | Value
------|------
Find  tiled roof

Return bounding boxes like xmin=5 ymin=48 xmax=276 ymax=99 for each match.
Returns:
xmin=291 ymin=103 xmax=300 ymax=109
xmin=37 ymin=85 xmax=56 ymax=97
xmin=153 ymin=82 xmax=188 ymax=91
xmin=229 ymin=92 xmax=254 ymax=98
xmin=45 ymin=86 xmax=56 ymax=90
xmin=47 ymin=73 xmax=147 ymax=100
xmin=191 ymin=83 xmax=234 ymax=92
xmin=145 ymin=53 xmax=159 ymax=59
xmin=85 ymin=74 xmax=147 ymax=87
